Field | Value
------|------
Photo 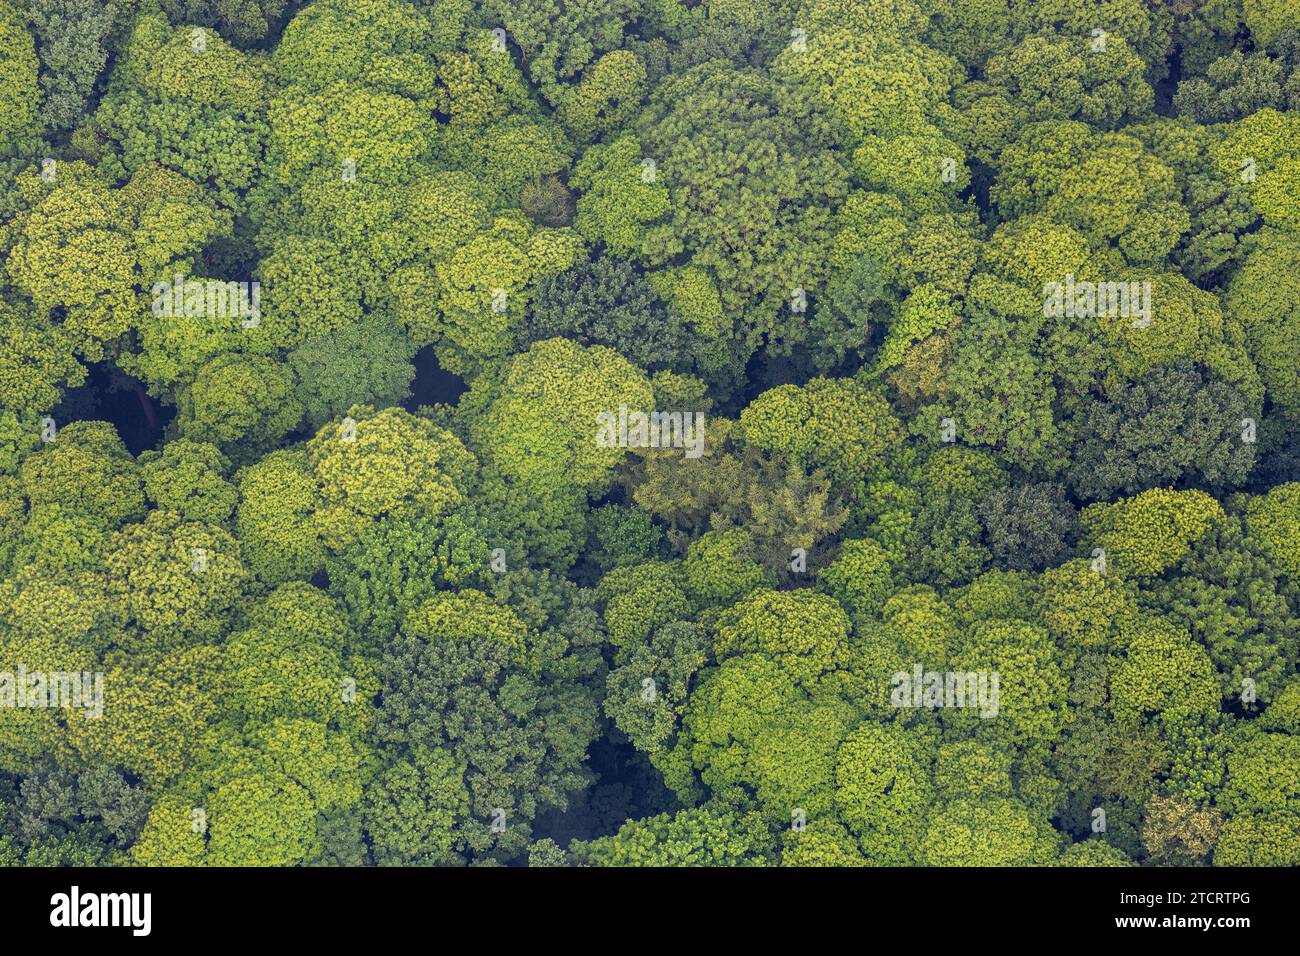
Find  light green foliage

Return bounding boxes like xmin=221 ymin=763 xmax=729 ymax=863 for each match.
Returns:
xmin=66 ymin=646 xmax=225 ymax=786
xmin=982 ymin=217 xmax=1097 ymax=292
xmin=0 ymin=3 xmax=39 ymax=156
xmin=834 ymin=722 xmax=932 ymax=864
xmin=1244 ymin=0 xmax=1300 ymax=46
xmin=19 ymin=421 xmax=145 ymax=530
xmin=739 ymin=378 xmax=902 ymax=492
xmin=1245 ymin=482 xmax=1300 ymax=577
xmin=1262 ymin=679 xmax=1300 ymax=733
xmin=0 ymin=302 xmax=86 ymax=417
xmin=571 ymin=134 xmax=670 ymax=258
xmin=674 ymin=655 xmax=826 ymax=806
xmin=1080 ymin=488 xmax=1225 ymax=578
xmin=307 ymin=405 xmax=476 ymax=552
xmin=1224 ymin=228 xmax=1300 ymax=421
xmin=404 ymin=588 xmax=529 ymax=655
xmin=775 ymin=13 xmax=960 ymax=141
xmin=465 ymin=338 xmax=653 ymax=495
xmin=0 ymin=621 xmax=96 ymax=771
xmin=561 ymin=49 xmax=646 ymax=142
xmin=952 ymin=571 xmax=1040 ymax=628
xmin=598 ymin=561 xmax=691 ymax=649
xmin=919 ymin=798 xmax=1063 ymax=866
xmin=993 ymin=122 xmax=1188 ymax=264
xmin=1039 ymin=560 xmax=1138 ymax=651
xmin=104 ymin=509 xmax=247 ymax=652
xmin=817 ymin=538 xmax=895 ymax=619
xmin=86 ymin=16 xmax=271 ymax=213
xmin=1060 ymin=839 xmax=1138 ymax=866
xmin=1109 ymin=619 xmax=1221 ymax=729
xmin=573 ymin=806 xmax=774 ymax=866
xmin=933 ymin=741 xmax=1013 ymax=803
xmin=1215 ymin=812 xmax=1300 ymax=866
xmin=225 ymin=584 xmax=374 ymax=727
xmin=1016 ymin=0 xmax=1170 ymax=66
xmin=882 ymin=586 xmax=957 ymax=662
xmin=0 ymin=0 xmax=1295 ymax=873
xmin=234 ymin=448 xmax=327 ymax=585
xmin=1093 ymin=273 xmax=1260 ymax=403
xmin=780 ymin=820 xmax=869 ymax=866
xmin=948 ymin=619 xmax=1071 ymax=748
xmin=198 ymin=718 xmax=368 ymax=866
xmin=985 ymin=34 xmax=1154 ymax=130
xmin=1218 ymin=730 xmax=1300 ymax=815
xmin=139 ymin=440 xmax=238 ymax=526
xmin=6 ymin=162 xmax=230 ymax=364
xmin=268 ymin=0 xmax=438 ymax=183
xmin=853 ymin=130 xmax=970 ymax=205
xmin=129 ymin=793 xmax=208 ymax=867
xmin=174 ymin=353 xmax=303 ymax=453
xmin=713 ymin=588 xmax=852 ymax=685
xmin=873 ymin=284 xmax=959 ymax=376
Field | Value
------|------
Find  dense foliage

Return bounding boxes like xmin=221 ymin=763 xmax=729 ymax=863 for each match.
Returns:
xmin=1 ymin=0 xmax=1299 ymax=868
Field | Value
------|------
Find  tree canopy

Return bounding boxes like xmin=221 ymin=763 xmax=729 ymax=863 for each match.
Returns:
xmin=0 ymin=0 xmax=1296 ymax=872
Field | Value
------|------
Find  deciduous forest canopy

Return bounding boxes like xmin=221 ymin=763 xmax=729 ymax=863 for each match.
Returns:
xmin=0 ymin=0 xmax=1299 ymax=867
